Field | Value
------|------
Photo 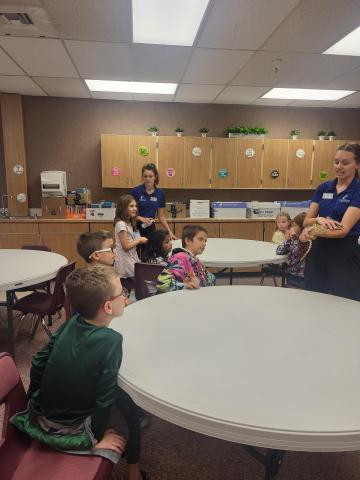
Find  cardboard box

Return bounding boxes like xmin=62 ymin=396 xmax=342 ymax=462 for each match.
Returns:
xmin=86 ymin=207 xmax=116 ymax=220
xmin=41 ymin=197 xmax=67 ymax=218
xmin=246 ymin=201 xmax=281 ymax=219
xmin=190 ymin=200 xmax=210 ymax=218
xmin=281 ymin=201 xmax=310 ymax=218
xmin=165 ymin=202 xmax=187 ymax=219
xmin=212 ymin=202 xmax=247 ymax=219
xmin=67 ymin=188 xmax=92 ymax=205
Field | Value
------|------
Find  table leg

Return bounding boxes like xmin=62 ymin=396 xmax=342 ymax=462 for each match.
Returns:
xmin=229 ymin=268 xmax=233 ymax=285
xmin=281 ymin=263 xmax=286 ymax=288
xmin=6 ymin=290 xmax=15 ymax=358
xmin=243 ymin=445 xmax=285 ymax=480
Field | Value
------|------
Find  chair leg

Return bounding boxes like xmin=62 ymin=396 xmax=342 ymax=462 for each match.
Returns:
xmin=41 ymin=318 xmax=53 ymax=338
xmin=260 ymin=273 xmax=265 ymax=286
xmin=47 ymin=314 xmax=52 ymax=326
xmin=14 ymin=313 xmax=27 ymax=337
xmin=30 ymin=315 xmax=41 ymax=338
xmin=272 ymin=276 xmax=278 ymax=287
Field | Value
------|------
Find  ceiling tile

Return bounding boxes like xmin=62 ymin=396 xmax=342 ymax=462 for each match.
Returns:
xmin=215 ymin=86 xmax=269 ymax=104
xmin=33 ymin=77 xmax=90 ymax=98
xmin=330 ymin=91 xmax=360 ymax=108
xmin=198 ymin=0 xmax=300 ymax=49
xmin=0 ymin=48 xmax=25 ymax=75
xmin=324 ymin=66 xmax=360 ymax=90
xmin=132 ymin=44 xmax=192 ymax=82
xmin=0 ymin=37 xmax=78 ymax=77
xmin=262 ymin=0 xmax=360 ymax=53
xmin=0 ymin=75 xmax=46 ymax=95
xmin=41 ymin=0 xmax=132 ymax=42
xmin=65 ymin=40 xmax=132 ymax=80
xmin=183 ymin=49 xmax=253 ymax=85
xmin=175 ymin=84 xmax=224 ymax=103
xmin=231 ymin=51 xmax=360 ymax=88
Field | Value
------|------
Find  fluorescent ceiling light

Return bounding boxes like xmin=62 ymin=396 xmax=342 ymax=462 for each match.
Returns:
xmin=323 ymin=25 xmax=360 ymax=56
xmin=85 ymin=79 xmax=177 ymax=94
xmin=262 ymin=88 xmax=355 ymax=101
xmin=132 ymin=0 xmax=209 ymax=46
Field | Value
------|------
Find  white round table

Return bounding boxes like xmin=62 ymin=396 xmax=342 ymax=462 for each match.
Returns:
xmin=0 ymin=249 xmax=68 ymax=357
xmin=111 ymin=286 xmax=360 ymax=477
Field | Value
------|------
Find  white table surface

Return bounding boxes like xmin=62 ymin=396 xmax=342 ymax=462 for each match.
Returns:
xmin=171 ymin=238 xmax=287 ymax=267
xmin=111 ymin=286 xmax=360 ymax=452
xmin=0 ymin=249 xmax=68 ymax=291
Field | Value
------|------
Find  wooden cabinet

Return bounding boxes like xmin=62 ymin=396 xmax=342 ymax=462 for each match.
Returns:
xmin=89 ymin=222 xmax=114 ymax=234
xmin=129 ymin=135 xmax=157 ymax=185
xmin=211 ymin=138 xmax=237 ymax=188
xmin=220 ymin=222 xmax=263 ymax=240
xmin=184 ymin=137 xmax=211 ymax=188
xmin=174 ymin=222 xmax=220 ymax=238
xmin=263 ymin=139 xmax=288 ymax=188
xmin=312 ymin=140 xmax=339 ymax=188
xmin=236 ymin=139 xmax=263 ymax=188
xmin=287 ymin=139 xmax=313 ymax=189
xmin=264 ymin=221 xmax=275 ymax=242
xmin=101 ymin=134 xmax=131 ymax=188
xmin=39 ymin=222 xmax=89 ymax=267
xmin=157 ymin=136 xmax=184 ymax=188
xmin=0 ymin=222 xmax=39 ymax=249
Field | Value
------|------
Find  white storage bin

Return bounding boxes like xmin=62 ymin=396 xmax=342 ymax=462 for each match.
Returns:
xmin=280 ymin=201 xmax=310 ymax=218
xmin=246 ymin=202 xmax=281 ymax=219
xmin=190 ymin=200 xmax=210 ymax=218
xmin=212 ymin=202 xmax=247 ymax=219
xmin=86 ymin=207 xmax=116 ymax=220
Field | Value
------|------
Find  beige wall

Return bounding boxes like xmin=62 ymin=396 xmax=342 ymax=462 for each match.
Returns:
xmin=4 ymin=96 xmax=359 ymax=207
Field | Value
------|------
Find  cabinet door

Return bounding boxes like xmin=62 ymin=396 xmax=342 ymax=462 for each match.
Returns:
xmin=264 ymin=221 xmax=275 ymax=242
xmin=157 ymin=136 xmax=184 ymax=188
xmin=287 ymin=139 xmax=313 ymax=189
xmin=312 ymin=140 xmax=339 ymax=188
xmin=101 ymin=134 xmax=131 ymax=188
xmin=129 ymin=135 xmax=157 ymax=185
xmin=174 ymin=222 xmax=219 ymax=238
xmin=263 ymin=139 xmax=288 ymax=188
xmin=236 ymin=139 xmax=263 ymax=188
xmin=0 ymin=222 xmax=39 ymax=248
xmin=184 ymin=137 xmax=211 ymax=188
xmin=89 ymin=222 xmax=114 ymax=234
xmin=211 ymin=138 xmax=237 ymax=188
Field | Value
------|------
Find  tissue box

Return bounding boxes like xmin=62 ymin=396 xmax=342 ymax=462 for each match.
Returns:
xmin=246 ymin=202 xmax=281 ymax=219
xmin=165 ymin=202 xmax=187 ymax=219
xmin=86 ymin=207 xmax=116 ymax=220
xmin=212 ymin=202 xmax=247 ymax=219
xmin=281 ymin=201 xmax=310 ymax=218
xmin=190 ymin=200 xmax=210 ymax=218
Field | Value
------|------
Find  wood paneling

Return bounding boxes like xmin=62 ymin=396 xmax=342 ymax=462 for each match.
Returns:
xmin=157 ymin=136 xmax=184 ymax=188
xmin=101 ymin=134 xmax=131 ymax=188
xmin=174 ymin=222 xmax=220 ymax=238
xmin=236 ymin=139 xmax=263 ymax=188
xmin=287 ymin=139 xmax=313 ymax=189
xmin=0 ymin=94 xmax=28 ymax=215
xmin=264 ymin=221 xmax=276 ymax=242
xmin=312 ymin=140 xmax=339 ymax=188
xmin=263 ymin=139 xmax=288 ymax=188
xmin=184 ymin=137 xmax=211 ymax=188
xmin=89 ymin=222 xmax=115 ymax=233
xmin=220 ymin=222 xmax=263 ymax=240
xmin=211 ymin=138 xmax=237 ymax=188
xmin=129 ymin=135 xmax=157 ymax=185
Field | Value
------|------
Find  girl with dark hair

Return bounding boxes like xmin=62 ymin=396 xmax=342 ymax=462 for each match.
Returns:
xmin=301 ymin=143 xmax=360 ymax=300
xmin=130 ymin=163 xmax=176 ymax=240
xmin=141 ymin=229 xmax=172 ymax=265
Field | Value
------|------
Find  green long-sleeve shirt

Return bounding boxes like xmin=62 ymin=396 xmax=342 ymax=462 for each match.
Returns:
xmin=28 ymin=314 xmax=123 ymax=440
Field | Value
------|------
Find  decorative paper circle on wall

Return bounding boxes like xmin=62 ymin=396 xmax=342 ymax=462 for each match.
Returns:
xmin=245 ymin=147 xmax=255 ymax=158
xmin=16 ymin=193 xmax=27 ymax=203
xmin=111 ymin=166 xmax=121 ymax=176
xmin=271 ymin=170 xmax=280 ymax=178
xmin=319 ymin=170 xmax=328 ymax=180
xmin=192 ymin=147 xmax=202 ymax=157
xmin=138 ymin=145 xmax=149 ymax=156
xmin=218 ymin=168 xmax=228 ymax=178
xmin=166 ymin=168 xmax=176 ymax=178
xmin=13 ymin=164 xmax=24 ymax=175
xmin=296 ymin=148 xmax=305 ymax=159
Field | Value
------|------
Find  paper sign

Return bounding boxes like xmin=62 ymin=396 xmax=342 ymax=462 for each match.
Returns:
xmin=245 ymin=148 xmax=255 ymax=158
xmin=166 ymin=168 xmax=176 ymax=177
xmin=192 ymin=147 xmax=202 ymax=157
xmin=271 ymin=170 xmax=279 ymax=178
xmin=296 ymin=148 xmax=305 ymax=159
xmin=16 ymin=193 xmax=27 ymax=203
xmin=218 ymin=169 xmax=228 ymax=178
xmin=111 ymin=167 xmax=121 ymax=176
xmin=13 ymin=164 xmax=24 ymax=175
xmin=138 ymin=145 xmax=149 ymax=156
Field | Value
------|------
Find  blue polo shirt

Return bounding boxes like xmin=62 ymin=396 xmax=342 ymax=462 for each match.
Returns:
xmin=130 ymin=184 xmax=166 ymax=218
xmin=312 ymin=178 xmax=360 ymax=236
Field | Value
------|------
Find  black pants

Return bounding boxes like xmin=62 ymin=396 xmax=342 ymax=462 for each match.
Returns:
xmin=305 ymin=236 xmax=360 ymax=301
xmin=136 ymin=221 xmax=156 ymax=259
xmin=115 ymin=387 xmax=141 ymax=464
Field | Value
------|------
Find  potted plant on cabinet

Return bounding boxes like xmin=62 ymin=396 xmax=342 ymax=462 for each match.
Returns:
xmin=290 ymin=129 xmax=300 ymax=140
xmin=175 ymin=127 xmax=184 ymax=137
xmin=327 ymin=131 xmax=337 ymax=141
xmin=147 ymin=126 xmax=159 ymax=136
xmin=317 ymin=130 xmax=326 ymax=140
xmin=199 ymin=127 xmax=209 ymax=138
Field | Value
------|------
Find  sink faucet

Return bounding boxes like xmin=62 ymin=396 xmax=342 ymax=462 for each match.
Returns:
xmin=1 ymin=195 xmax=9 ymax=218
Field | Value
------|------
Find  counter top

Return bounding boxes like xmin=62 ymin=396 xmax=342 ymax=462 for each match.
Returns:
xmin=0 ymin=217 xmax=275 ymax=223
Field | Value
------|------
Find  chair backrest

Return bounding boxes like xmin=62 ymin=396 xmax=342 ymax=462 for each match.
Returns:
xmin=49 ymin=261 xmax=76 ymax=314
xmin=134 ymin=262 xmax=164 ymax=300
xmin=21 ymin=244 xmax=51 ymax=252
xmin=0 ymin=353 xmax=30 ymax=479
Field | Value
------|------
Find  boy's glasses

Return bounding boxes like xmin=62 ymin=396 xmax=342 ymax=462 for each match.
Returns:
xmin=107 ymin=290 xmax=127 ymax=301
xmin=89 ymin=246 xmax=114 ymax=259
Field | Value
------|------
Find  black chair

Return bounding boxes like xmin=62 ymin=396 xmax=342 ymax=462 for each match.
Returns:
xmin=134 ymin=262 xmax=164 ymax=300
xmin=12 ymin=262 xmax=76 ymax=338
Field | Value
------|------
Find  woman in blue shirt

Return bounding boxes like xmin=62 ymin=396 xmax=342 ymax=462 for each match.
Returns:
xmin=130 ymin=163 xmax=176 ymax=240
xmin=302 ymin=143 xmax=360 ymax=301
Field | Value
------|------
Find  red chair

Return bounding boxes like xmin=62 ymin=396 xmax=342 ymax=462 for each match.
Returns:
xmin=0 ymin=352 xmax=114 ymax=480
xmin=12 ymin=262 xmax=76 ymax=338
xmin=134 ymin=262 xmax=164 ymax=300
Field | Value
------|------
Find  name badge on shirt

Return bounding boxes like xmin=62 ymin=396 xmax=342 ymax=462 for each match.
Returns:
xmin=322 ymin=193 xmax=334 ymax=199
xmin=150 ymin=196 xmax=157 ymax=202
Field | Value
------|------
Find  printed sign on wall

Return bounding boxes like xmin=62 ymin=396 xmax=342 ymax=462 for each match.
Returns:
xmin=16 ymin=193 xmax=27 ymax=203
xmin=138 ymin=145 xmax=149 ymax=156
xmin=245 ymin=147 xmax=255 ymax=158
xmin=218 ymin=168 xmax=228 ymax=178
xmin=296 ymin=148 xmax=305 ymax=159
xmin=166 ymin=168 xmax=176 ymax=177
xmin=192 ymin=147 xmax=202 ymax=157
xmin=111 ymin=166 xmax=121 ymax=176
xmin=13 ymin=164 xmax=24 ymax=175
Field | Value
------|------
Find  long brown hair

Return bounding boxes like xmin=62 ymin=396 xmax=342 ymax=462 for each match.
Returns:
xmin=337 ymin=143 xmax=360 ymax=178
xmin=292 ymin=212 xmax=309 ymax=260
xmin=114 ymin=195 xmax=137 ymax=228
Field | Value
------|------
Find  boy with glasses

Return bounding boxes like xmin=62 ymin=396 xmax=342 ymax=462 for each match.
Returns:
xmin=77 ymin=230 xmax=116 ymax=266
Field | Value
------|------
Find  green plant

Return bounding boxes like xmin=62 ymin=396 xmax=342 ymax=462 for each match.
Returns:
xmin=147 ymin=126 xmax=159 ymax=132
xmin=199 ymin=127 xmax=209 ymax=134
xmin=175 ymin=127 xmax=184 ymax=133
xmin=317 ymin=130 xmax=326 ymax=136
xmin=327 ymin=131 xmax=336 ymax=137
xmin=258 ymin=127 xmax=268 ymax=135
xmin=290 ymin=129 xmax=300 ymax=136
